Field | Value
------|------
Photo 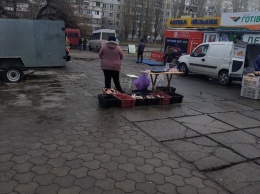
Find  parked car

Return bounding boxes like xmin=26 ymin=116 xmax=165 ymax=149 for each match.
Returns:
xmin=177 ymin=42 xmax=233 ymax=85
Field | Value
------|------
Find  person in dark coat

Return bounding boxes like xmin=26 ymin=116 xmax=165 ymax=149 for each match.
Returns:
xmin=79 ymin=38 xmax=82 ymax=50
xmin=83 ymin=38 xmax=87 ymax=51
xmin=162 ymin=46 xmax=176 ymax=65
xmin=136 ymin=39 xmax=145 ymax=63
xmin=254 ymin=55 xmax=260 ymax=71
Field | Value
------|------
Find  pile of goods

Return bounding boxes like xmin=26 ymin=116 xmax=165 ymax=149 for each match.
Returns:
xmin=103 ymin=88 xmax=121 ymax=94
xmin=98 ymin=87 xmax=184 ymax=108
xmin=246 ymin=71 xmax=260 ymax=77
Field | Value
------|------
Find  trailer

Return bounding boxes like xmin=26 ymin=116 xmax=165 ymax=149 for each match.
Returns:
xmin=0 ymin=19 xmax=68 ymax=83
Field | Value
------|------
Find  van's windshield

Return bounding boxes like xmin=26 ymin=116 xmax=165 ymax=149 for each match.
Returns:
xmin=102 ymin=33 xmax=116 ymax=40
xmin=92 ymin=33 xmax=101 ymax=40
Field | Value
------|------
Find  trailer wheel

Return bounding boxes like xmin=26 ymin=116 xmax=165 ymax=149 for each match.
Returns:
xmin=3 ymin=67 xmax=24 ymax=83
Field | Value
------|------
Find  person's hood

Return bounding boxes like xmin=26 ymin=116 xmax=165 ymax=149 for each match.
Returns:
xmin=106 ymin=41 xmax=119 ymax=49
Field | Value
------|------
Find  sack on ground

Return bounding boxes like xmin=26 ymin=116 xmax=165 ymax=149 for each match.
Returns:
xmin=134 ymin=73 xmax=150 ymax=90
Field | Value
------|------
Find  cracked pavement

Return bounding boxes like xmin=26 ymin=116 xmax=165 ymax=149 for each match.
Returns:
xmin=0 ymin=49 xmax=260 ymax=194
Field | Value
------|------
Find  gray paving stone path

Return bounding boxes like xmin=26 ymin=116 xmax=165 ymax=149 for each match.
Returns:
xmin=1 ymin=50 xmax=260 ymax=194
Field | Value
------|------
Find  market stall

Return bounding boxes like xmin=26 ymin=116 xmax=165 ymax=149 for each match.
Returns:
xmin=98 ymin=66 xmax=184 ymax=108
xmin=141 ymin=70 xmax=183 ymax=92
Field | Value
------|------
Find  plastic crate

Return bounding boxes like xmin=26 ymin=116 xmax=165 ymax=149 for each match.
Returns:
xmin=98 ymin=94 xmax=121 ymax=108
xmin=132 ymin=90 xmax=153 ymax=96
xmin=145 ymin=95 xmax=160 ymax=105
xmin=156 ymin=86 xmax=176 ymax=93
xmin=164 ymin=92 xmax=184 ymax=104
xmin=135 ymin=98 xmax=147 ymax=106
xmin=153 ymin=92 xmax=172 ymax=105
xmin=242 ymin=76 xmax=260 ymax=88
xmin=114 ymin=94 xmax=136 ymax=107
xmin=240 ymin=86 xmax=260 ymax=99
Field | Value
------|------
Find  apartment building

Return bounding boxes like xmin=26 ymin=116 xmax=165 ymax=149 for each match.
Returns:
xmin=101 ymin=0 xmax=121 ymax=32
xmin=204 ymin=0 xmax=260 ymax=16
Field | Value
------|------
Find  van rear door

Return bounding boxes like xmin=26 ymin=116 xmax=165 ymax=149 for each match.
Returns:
xmin=229 ymin=41 xmax=246 ymax=79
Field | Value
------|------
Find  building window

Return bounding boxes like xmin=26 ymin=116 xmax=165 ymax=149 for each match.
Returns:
xmin=117 ymin=14 xmax=120 ymax=19
xmin=96 ymin=2 xmax=100 ymax=7
xmin=103 ymin=4 xmax=106 ymax=8
xmin=110 ymin=5 xmax=113 ymax=9
xmin=87 ymin=10 xmax=91 ymax=15
xmin=102 ymin=12 xmax=105 ymax=16
xmin=110 ymin=13 xmax=113 ymax=17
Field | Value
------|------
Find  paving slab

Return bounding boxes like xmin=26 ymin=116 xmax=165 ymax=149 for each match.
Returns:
xmin=154 ymin=104 xmax=202 ymax=118
xmin=163 ymin=136 xmax=245 ymax=171
xmin=116 ymin=106 xmax=167 ymax=122
xmin=236 ymin=98 xmax=260 ymax=109
xmin=173 ymin=92 xmax=224 ymax=103
xmin=212 ymin=100 xmax=254 ymax=111
xmin=209 ymin=131 xmax=260 ymax=159
xmin=209 ymin=112 xmax=260 ymax=129
xmin=207 ymin=162 xmax=260 ymax=194
xmin=239 ymin=110 xmax=260 ymax=121
xmin=134 ymin=119 xmax=199 ymax=141
xmin=175 ymin=115 xmax=235 ymax=135
xmin=184 ymin=101 xmax=228 ymax=114
xmin=245 ymin=127 xmax=260 ymax=138
xmin=255 ymin=159 xmax=260 ymax=165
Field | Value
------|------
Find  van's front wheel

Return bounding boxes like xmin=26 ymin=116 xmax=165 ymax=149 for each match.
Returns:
xmin=178 ymin=63 xmax=188 ymax=76
xmin=218 ymin=70 xmax=231 ymax=86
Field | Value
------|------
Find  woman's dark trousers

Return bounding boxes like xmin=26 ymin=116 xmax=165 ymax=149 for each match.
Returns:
xmin=137 ymin=52 xmax=144 ymax=63
xmin=103 ymin=70 xmax=123 ymax=92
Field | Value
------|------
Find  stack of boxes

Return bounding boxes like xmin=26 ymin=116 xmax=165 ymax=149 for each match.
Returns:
xmin=240 ymin=76 xmax=260 ymax=99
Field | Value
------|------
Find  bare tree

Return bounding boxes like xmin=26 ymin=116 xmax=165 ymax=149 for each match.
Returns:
xmin=137 ymin=1 xmax=145 ymax=39
xmin=152 ymin=0 xmax=163 ymax=42
xmin=129 ymin=0 xmax=138 ymax=41
xmin=120 ymin=0 xmax=132 ymax=41
xmin=142 ymin=0 xmax=153 ymax=40
xmin=177 ymin=0 xmax=186 ymax=18
xmin=232 ymin=0 xmax=241 ymax=12
xmin=0 ymin=0 xmax=80 ymax=28
xmin=197 ymin=0 xmax=207 ymax=17
xmin=36 ymin=0 xmax=79 ymax=28
xmin=214 ymin=0 xmax=224 ymax=16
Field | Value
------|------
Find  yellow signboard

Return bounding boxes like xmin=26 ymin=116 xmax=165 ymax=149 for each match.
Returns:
xmin=167 ymin=17 xmax=221 ymax=28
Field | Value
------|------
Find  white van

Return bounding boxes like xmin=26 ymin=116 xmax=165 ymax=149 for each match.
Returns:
xmin=88 ymin=29 xmax=116 ymax=51
xmin=177 ymin=42 xmax=233 ymax=85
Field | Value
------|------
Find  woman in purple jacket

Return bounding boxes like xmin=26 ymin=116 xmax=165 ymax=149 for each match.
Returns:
xmin=99 ymin=36 xmax=124 ymax=92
